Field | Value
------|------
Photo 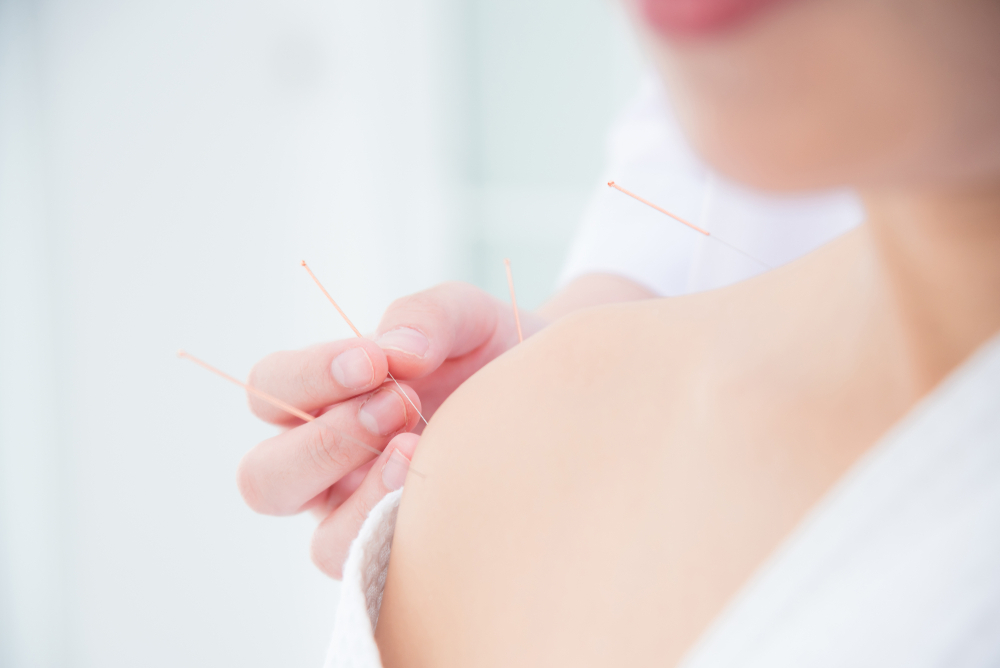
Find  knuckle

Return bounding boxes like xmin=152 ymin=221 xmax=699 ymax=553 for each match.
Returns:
xmin=350 ymin=496 xmax=374 ymax=528
xmin=385 ymin=293 xmax=419 ymax=316
xmin=236 ymin=453 xmax=273 ymax=515
xmin=245 ymin=363 xmax=275 ymax=420
xmin=390 ymin=291 xmax=449 ymax=323
xmin=310 ymin=530 xmax=344 ymax=580
xmin=296 ymin=369 xmax=328 ymax=406
xmin=246 ymin=361 xmax=263 ymax=389
xmin=306 ymin=421 xmax=355 ymax=475
xmin=438 ymin=280 xmax=484 ymax=307
xmin=434 ymin=280 xmax=469 ymax=295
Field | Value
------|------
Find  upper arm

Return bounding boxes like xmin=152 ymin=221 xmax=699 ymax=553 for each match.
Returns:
xmin=372 ymin=320 xmax=595 ymax=667
xmin=371 ymin=303 xmax=700 ymax=667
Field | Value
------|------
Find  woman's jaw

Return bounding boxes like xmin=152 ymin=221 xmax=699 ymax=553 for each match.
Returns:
xmin=633 ymin=0 xmax=1000 ymax=194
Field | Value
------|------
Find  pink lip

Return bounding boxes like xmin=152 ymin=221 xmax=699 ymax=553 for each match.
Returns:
xmin=638 ymin=0 xmax=791 ymax=37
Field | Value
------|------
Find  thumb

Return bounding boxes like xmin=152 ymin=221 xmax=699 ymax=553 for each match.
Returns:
xmin=374 ymin=282 xmax=512 ymax=379
xmin=309 ymin=433 xmax=420 ymax=580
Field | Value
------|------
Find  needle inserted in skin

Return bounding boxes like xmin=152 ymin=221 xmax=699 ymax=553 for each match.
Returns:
xmin=178 ymin=349 xmax=425 ymax=477
xmin=504 ymin=258 xmax=524 ymax=344
xmin=607 ymin=181 xmax=772 ymax=270
xmin=300 ymin=261 xmax=430 ymax=427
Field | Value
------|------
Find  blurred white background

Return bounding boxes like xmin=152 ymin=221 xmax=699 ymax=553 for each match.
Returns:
xmin=0 ymin=0 xmax=642 ymax=665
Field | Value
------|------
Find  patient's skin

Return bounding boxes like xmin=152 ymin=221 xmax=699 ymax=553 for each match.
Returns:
xmin=374 ymin=206 xmax=1000 ymax=666
xmin=374 ymin=0 xmax=1000 ymax=662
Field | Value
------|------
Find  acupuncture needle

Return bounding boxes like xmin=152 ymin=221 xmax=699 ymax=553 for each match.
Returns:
xmin=607 ymin=180 xmax=772 ymax=270
xmin=300 ymin=261 xmax=430 ymax=427
xmin=178 ymin=350 xmax=426 ymax=478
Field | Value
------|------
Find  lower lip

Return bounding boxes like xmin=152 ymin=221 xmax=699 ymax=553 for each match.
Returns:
xmin=637 ymin=0 xmax=790 ymax=37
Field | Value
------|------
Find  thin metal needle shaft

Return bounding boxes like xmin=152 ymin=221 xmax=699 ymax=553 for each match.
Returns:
xmin=301 ymin=261 xmax=430 ymax=426
xmin=607 ymin=181 xmax=772 ymax=270
xmin=178 ymin=349 xmax=425 ymax=478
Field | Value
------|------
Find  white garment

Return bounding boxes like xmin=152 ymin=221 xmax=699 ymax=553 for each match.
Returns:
xmin=558 ymin=73 xmax=864 ymax=296
xmin=324 ymin=332 xmax=1000 ymax=667
xmin=324 ymin=487 xmax=403 ymax=668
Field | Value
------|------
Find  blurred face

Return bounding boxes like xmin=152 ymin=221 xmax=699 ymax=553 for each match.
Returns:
xmin=634 ymin=0 xmax=1000 ymax=191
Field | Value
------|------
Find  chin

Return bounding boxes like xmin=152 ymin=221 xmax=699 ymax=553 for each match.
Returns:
xmin=637 ymin=0 xmax=928 ymax=192
xmin=660 ymin=67 xmax=879 ymax=192
xmin=635 ymin=0 xmax=1000 ymax=193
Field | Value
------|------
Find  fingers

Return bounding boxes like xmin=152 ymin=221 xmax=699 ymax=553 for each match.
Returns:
xmin=236 ymin=382 xmax=421 ymax=516
xmin=374 ymin=282 xmax=508 ymax=379
xmin=304 ymin=460 xmax=374 ymax=520
xmin=246 ymin=339 xmax=389 ymax=425
xmin=310 ymin=433 xmax=419 ymax=579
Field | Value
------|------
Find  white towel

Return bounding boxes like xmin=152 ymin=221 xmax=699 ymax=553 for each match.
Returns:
xmin=323 ymin=488 xmax=402 ymax=668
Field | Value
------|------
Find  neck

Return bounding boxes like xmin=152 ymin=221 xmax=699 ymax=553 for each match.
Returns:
xmin=862 ymin=183 xmax=1000 ymax=389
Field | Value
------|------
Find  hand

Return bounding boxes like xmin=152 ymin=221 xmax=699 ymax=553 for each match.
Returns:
xmin=236 ymin=281 xmax=543 ymax=578
xmin=372 ymin=281 xmax=545 ymax=422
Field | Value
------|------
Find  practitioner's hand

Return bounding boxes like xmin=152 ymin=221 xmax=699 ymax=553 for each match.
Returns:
xmin=372 ymin=281 xmax=545 ymax=421
xmin=236 ymin=281 xmax=542 ymax=579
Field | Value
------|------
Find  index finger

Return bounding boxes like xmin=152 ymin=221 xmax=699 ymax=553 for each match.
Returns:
xmin=236 ymin=381 xmax=422 ymax=516
xmin=247 ymin=339 xmax=389 ymax=426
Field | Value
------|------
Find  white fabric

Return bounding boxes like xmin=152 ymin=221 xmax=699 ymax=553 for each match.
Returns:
xmin=324 ymin=333 xmax=1000 ymax=667
xmin=324 ymin=488 xmax=402 ymax=668
xmin=678 ymin=333 xmax=1000 ymax=668
xmin=557 ymin=73 xmax=864 ymax=296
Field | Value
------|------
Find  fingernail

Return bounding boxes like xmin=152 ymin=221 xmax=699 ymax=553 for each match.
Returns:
xmin=382 ymin=449 xmax=410 ymax=491
xmin=331 ymin=348 xmax=375 ymax=390
xmin=358 ymin=389 xmax=407 ymax=436
xmin=376 ymin=327 xmax=430 ymax=358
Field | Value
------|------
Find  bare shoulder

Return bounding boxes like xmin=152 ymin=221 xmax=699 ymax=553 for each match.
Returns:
xmin=373 ymin=228 xmax=881 ymax=668
xmin=372 ymin=295 xmax=724 ymax=667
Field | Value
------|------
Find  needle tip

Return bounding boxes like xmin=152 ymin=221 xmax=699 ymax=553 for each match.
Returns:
xmin=177 ymin=349 xmax=188 ymax=358
xmin=607 ymin=180 xmax=615 ymax=187
xmin=300 ymin=260 xmax=307 ymax=267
